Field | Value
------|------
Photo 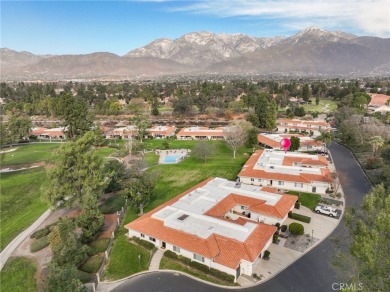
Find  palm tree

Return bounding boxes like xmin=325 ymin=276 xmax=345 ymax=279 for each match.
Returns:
xmin=369 ymin=135 xmax=385 ymax=157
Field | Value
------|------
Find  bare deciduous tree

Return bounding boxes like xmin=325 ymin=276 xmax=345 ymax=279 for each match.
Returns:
xmin=192 ymin=140 xmax=215 ymax=164
xmin=224 ymin=121 xmax=248 ymax=158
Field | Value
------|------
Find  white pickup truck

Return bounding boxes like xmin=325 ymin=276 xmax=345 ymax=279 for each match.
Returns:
xmin=314 ymin=205 xmax=338 ymax=217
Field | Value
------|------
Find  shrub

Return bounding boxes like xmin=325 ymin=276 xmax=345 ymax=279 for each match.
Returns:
xmin=281 ymin=225 xmax=287 ymax=232
xmin=275 ymin=223 xmax=280 ymax=228
xmin=30 ymin=235 xmax=50 ymax=253
xmin=289 ymin=223 xmax=304 ymax=235
xmin=273 ymin=233 xmax=279 ymax=243
xmin=294 ymin=201 xmax=301 ymax=209
xmin=189 ymin=261 xmax=209 ymax=273
xmin=30 ymin=228 xmax=51 ymax=240
xmin=288 ymin=211 xmax=292 ymax=218
xmin=76 ymin=270 xmax=92 ymax=284
xmin=30 ymin=223 xmax=56 ymax=239
xmin=289 ymin=212 xmax=311 ymax=223
xmin=99 ymin=196 xmax=126 ymax=214
xmin=210 ymin=268 xmax=235 ymax=283
xmin=132 ymin=237 xmax=156 ymax=251
xmin=263 ymin=250 xmax=270 ymax=259
xmin=88 ymin=238 xmax=110 ymax=256
xmin=164 ymin=250 xmax=179 ymax=260
xmin=79 ymin=255 xmax=104 ymax=274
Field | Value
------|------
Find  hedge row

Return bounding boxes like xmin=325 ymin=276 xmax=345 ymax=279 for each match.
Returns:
xmin=30 ymin=223 xmax=55 ymax=239
xmin=288 ymin=211 xmax=311 ymax=223
xmin=30 ymin=235 xmax=50 ymax=253
xmin=163 ymin=250 xmax=234 ymax=283
xmin=132 ymin=237 xmax=156 ymax=251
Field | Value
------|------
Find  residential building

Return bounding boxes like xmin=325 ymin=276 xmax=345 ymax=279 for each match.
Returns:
xmin=125 ymin=177 xmax=297 ymax=281
xmin=30 ymin=127 xmax=66 ymax=139
xmin=367 ymin=93 xmax=390 ymax=113
xmin=147 ymin=125 xmax=176 ymax=139
xmin=258 ymin=133 xmax=324 ymax=152
xmin=276 ymin=119 xmax=331 ymax=137
xmin=102 ymin=126 xmax=138 ymax=139
xmin=176 ymin=127 xmax=225 ymax=140
xmin=238 ymin=149 xmax=332 ymax=194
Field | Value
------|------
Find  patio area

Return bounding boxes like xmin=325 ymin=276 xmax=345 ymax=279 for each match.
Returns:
xmin=155 ymin=149 xmax=190 ymax=164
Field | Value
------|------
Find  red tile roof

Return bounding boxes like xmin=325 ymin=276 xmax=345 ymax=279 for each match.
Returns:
xmin=368 ymin=93 xmax=390 ymax=106
xmin=257 ymin=134 xmax=323 ymax=149
xmin=148 ymin=126 xmax=176 ymax=136
xmin=177 ymin=127 xmax=225 ymax=137
xmin=277 ymin=119 xmax=331 ymax=127
xmin=125 ymin=178 xmax=277 ymax=269
xmin=239 ymin=150 xmax=332 ymax=183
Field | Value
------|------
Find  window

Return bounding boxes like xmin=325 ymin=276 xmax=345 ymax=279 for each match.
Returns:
xmin=278 ymin=181 xmax=284 ymax=186
xmin=193 ymin=253 xmax=205 ymax=263
xmin=140 ymin=233 xmax=145 ymax=238
xmin=149 ymin=237 xmax=156 ymax=242
xmin=250 ymin=178 xmax=254 ymax=181
xmin=258 ymin=179 xmax=262 ymax=182
xmin=294 ymin=183 xmax=303 ymax=188
xmin=173 ymin=246 xmax=180 ymax=253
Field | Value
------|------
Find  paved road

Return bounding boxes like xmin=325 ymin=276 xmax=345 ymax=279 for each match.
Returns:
xmin=111 ymin=143 xmax=371 ymax=292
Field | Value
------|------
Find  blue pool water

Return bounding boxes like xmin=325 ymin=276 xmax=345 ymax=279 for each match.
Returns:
xmin=164 ymin=155 xmax=183 ymax=163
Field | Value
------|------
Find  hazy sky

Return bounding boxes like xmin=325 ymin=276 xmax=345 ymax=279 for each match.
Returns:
xmin=1 ymin=0 xmax=389 ymax=55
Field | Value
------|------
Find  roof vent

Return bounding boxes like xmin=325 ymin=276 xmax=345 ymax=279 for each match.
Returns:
xmin=177 ymin=214 xmax=189 ymax=221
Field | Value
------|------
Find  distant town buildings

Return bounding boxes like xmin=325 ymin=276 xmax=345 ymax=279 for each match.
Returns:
xmin=368 ymin=93 xmax=390 ymax=113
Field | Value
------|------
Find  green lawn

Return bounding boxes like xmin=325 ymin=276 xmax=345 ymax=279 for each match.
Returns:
xmin=160 ymin=256 xmax=236 ymax=286
xmin=1 ymin=143 xmax=60 ymax=167
xmin=106 ymin=140 xmax=253 ymax=280
xmin=143 ymin=152 xmax=159 ymax=168
xmin=289 ymin=191 xmax=321 ymax=210
xmin=0 ymin=167 xmax=49 ymax=251
xmin=103 ymin=232 xmax=151 ymax=280
xmin=302 ymin=98 xmax=338 ymax=113
xmin=0 ymin=257 xmax=38 ymax=292
xmin=96 ymin=147 xmax=117 ymax=158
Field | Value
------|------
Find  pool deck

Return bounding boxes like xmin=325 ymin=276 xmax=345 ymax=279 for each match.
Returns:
xmin=156 ymin=149 xmax=190 ymax=164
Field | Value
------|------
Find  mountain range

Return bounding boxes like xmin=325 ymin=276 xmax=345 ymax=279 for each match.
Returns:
xmin=1 ymin=27 xmax=389 ymax=81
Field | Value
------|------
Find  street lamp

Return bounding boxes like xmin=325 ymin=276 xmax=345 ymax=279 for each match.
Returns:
xmin=311 ymin=229 xmax=314 ymax=243
xmin=138 ymin=254 xmax=141 ymax=270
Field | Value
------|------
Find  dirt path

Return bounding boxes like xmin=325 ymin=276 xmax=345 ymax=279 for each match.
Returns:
xmin=11 ymin=208 xmax=79 ymax=290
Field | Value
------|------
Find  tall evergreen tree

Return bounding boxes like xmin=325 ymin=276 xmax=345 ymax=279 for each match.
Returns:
xmin=77 ymin=193 xmax=105 ymax=243
xmin=44 ymin=263 xmax=86 ymax=292
xmin=265 ymin=100 xmax=277 ymax=132
xmin=56 ymin=92 xmax=93 ymax=140
xmin=333 ymin=184 xmax=390 ymax=291
xmin=46 ymin=131 xmax=106 ymax=206
xmin=255 ymin=93 xmax=269 ymax=129
xmin=49 ymin=218 xmax=89 ymax=267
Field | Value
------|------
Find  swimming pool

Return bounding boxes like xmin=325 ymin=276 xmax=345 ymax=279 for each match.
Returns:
xmin=164 ymin=155 xmax=183 ymax=163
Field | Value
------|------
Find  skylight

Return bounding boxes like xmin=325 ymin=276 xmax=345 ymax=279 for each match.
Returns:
xmin=177 ymin=214 xmax=189 ymax=221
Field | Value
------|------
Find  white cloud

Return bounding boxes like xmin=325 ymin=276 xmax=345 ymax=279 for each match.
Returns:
xmin=170 ymin=0 xmax=390 ymax=37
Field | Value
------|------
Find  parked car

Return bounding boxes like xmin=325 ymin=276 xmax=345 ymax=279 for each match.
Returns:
xmin=315 ymin=205 xmax=337 ymax=217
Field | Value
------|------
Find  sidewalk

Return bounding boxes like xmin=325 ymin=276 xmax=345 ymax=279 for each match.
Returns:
xmin=237 ymin=206 xmax=341 ymax=287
